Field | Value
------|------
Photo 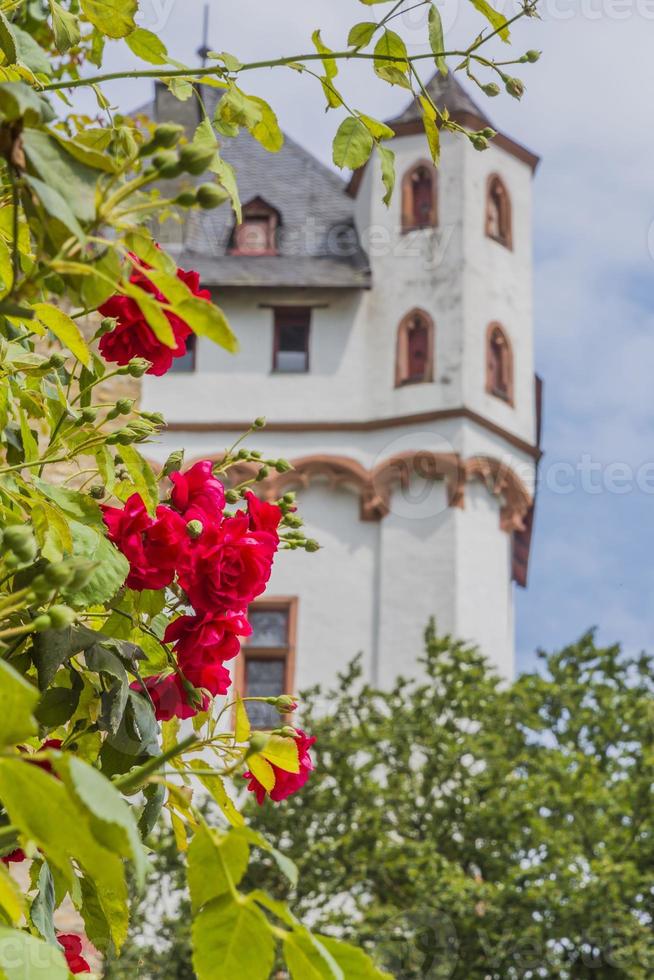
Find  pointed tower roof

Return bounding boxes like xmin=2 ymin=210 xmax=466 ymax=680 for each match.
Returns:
xmin=386 ymin=70 xmax=492 ymax=128
xmin=348 ymin=72 xmax=538 ymax=196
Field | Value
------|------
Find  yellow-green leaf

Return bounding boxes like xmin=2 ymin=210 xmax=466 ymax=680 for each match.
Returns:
xmin=145 ymin=268 xmax=238 ymax=354
xmin=0 ymin=866 xmax=24 ymax=925
xmin=235 ymin=695 xmax=251 ymax=743
xmin=0 ymin=660 xmax=38 ymax=747
xmin=261 ymin=734 xmax=300 ymax=774
xmin=80 ymin=0 xmax=137 ymax=39
xmin=248 ymin=754 xmax=275 ymax=792
xmin=312 ymin=29 xmax=337 ymax=80
xmin=126 ymin=27 xmax=168 ymax=64
xmin=378 ymin=144 xmax=396 ymax=206
xmin=469 ymin=0 xmax=510 ymax=41
xmin=428 ymin=4 xmax=448 ymax=75
xmin=49 ymin=1 xmax=80 ymax=53
xmin=333 ymin=117 xmax=374 ymax=170
xmin=124 ymin=281 xmax=176 ymax=348
xmin=32 ymin=302 xmax=90 ymax=366
xmin=250 ymin=97 xmax=284 ymax=153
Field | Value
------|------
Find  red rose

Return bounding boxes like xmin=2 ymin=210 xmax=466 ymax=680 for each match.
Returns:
xmin=246 ymin=491 xmax=283 ymax=539
xmin=98 ymin=260 xmax=209 ymax=376
xmin=102 ymin=495 xmax=187 ymax=591
xmin=57 ymin=934 xmax=90 ymax=975
xmin=165 ymin=609 xmax=250 ymax=662
xmin=244 ymin=728 xmax=316 ymax=805
xmin=179 ymin=512 xmax=277 ymax=613
xmin=170 ymin=460 xmax=226 ymax=524
xmin=130 ymin=674 xmax=209 ymax=722
xmin=1 ymin=848 xmax=25 ymax=865
xmin=165 ymin=610 xmax=250 ymax=697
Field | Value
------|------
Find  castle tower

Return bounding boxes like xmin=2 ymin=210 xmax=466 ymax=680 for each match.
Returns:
xmin=142 ymin=74 xmax=541 ymax=704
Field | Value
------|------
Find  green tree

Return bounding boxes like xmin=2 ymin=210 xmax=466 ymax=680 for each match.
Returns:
xmin=117 ymin=627 xmax=654 ymax=978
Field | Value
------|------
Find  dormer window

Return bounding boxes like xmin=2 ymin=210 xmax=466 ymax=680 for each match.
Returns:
xmin=485 ymin=175 xmax=512 ymax=249
xmin=230 ymin=197 xmax=279 ymax=256
xmin=401 ymin=161 xmax=437 ymax=233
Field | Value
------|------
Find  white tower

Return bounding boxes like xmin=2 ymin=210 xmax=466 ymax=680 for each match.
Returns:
xmin=143 ymin=74 xmax=541 ymax=701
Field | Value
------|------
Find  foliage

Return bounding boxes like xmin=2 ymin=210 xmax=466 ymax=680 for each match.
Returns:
xmin=117 ymin=627 xmax=654 ymax=978
xmin=0 ymin=0 xmax=543 ymax=975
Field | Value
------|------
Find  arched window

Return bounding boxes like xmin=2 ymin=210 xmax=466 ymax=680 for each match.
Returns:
xmin=486 ymin=323 xmax=513 ymax=404
xmin=485 ymin=175 xmax=512 ymax=249
xmin=401 ymin=162 xmax=437 ymax=233
xmin=395 ymin=309 xmax=434 ymax=386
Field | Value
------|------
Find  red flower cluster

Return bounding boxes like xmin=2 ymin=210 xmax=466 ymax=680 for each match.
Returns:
xmin=57 ymin=934 xmax=90 ymax=974
xmin=244 ymin=728 xmax=316 ymax=805
xmin=103 ymin=463 xmax=281 ymax=721
xmin=98 ymin=259 xmax=209 ymax=376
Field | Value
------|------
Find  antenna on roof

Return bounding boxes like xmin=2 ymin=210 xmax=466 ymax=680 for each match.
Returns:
xmin=197 ymin=3 xmax=210 ymax=66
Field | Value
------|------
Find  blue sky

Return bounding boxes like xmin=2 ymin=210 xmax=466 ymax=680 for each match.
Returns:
xmin=80 ymin=1 xmax=654 ymax=671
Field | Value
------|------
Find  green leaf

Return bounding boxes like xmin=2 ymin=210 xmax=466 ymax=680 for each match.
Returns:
xmin=373 ymin=30 xmax=411 ymax=88
xmin=50 ymin=1 xmax=81 ymax=53
xmin=68 ymin=520 xmax=129 ymax=607
xmin=469 ymin=0 xmax=510 ymax=41
xmin=0 ymin=927 xmax=69 ymax=979
xmin=284 ymin=930 xmax=340 ymax=980
xmin=0 ymin=758 xmax=129 ymax=949
xmin=188 ymin=825 xmax=249 ymax=912
xmin=332 ymin=117 xmax=374 ymax=170
xmin=261 ymin=734 xmax=300 ymax=773
xmin=12 ymin=25 xmax=52 ymax=74
xmin=348 ymin=22 xmax=377 ymax=47
xmin=35 ymin=683 xmax=81 ymax=727
xmin=359 ymin=114 xmax=394 ymax=140
xmin=117 ymin=444 xmax=159 ymax=513
xmin=23 ymin=128 xmax=98 ymax=221
xmin=55 ymin=754 xmax=147 ymax=888
xmin=126 ymin=27 xmax=168 ymax=64
xmin=24 ymin=172 xmax=85 ymax=242
xmin=0 ymin=82 xmax=42 ymax=124
xmin=420 ymin=96 xmax=441 ymax=164
xmin=216 ymin=85 xmax=262 ymax=131
xmin=235 ymin=694 xmax=250 ymax=743
xmin=32 ymin=302 xmax=90 ymax=366
xmin=234 ymin=827 xmax=298 ymax=887
xmin=33 ymin=479 xmax=104 ymax=530
xmin=192 ymin=895 xmax=275 ymax=980
xmin=0 ymin=865 xmax=24 ymax=925
xmin=209 ymin=154 xmax=242 ymax=223
xmin=318 ymin=936 xmax=393 ymax=979
xmin=428 ymin=4 xmax=448 ymax=75
xmin=378 ymin=144 xmax=396 ymax=206
xmin=188 ymin=764 xmax=245 ymax=829
xmin=0 ymin=12 xmax=17 ymax=64
xmin=146 ymin=269 xmax=239 ymax=353
xmin=49 ymin=130 xmax=117 ymax=173
xmin=124 ymin=280 xmax=176 ymax=348
xmin=0 ymin=660 xmax=38 ymax=747
xmin=80 ymin=0 xmax=137 ymax=39
xmin=30 ymin=862 xmax=57 ymax=943
xmin=312 ymin=30 xmax=337 ymax=80
xmin=250 ymin=97 xmax=284 ymax=153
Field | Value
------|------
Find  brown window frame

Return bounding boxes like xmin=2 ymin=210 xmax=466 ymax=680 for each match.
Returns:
xmin=401 ymin=160 xmax=438 ymax=234
xmin=235 ymin=597 xmax=298 ymax=728
xmin=485 ymin=174 xmax=513 ymax=250
xmin=272 ymin=307 xmax=311 ymax=374
xmin=485 ymin=322 xmax=514 ymax=405
xmin=395 ymin=308 xmax=435 ymax=387
xmin=229 ymin=196 xmax=279 ymax=257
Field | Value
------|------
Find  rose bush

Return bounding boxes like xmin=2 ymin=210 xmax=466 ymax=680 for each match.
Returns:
xmin=0 ymin=0 xmax=539 ymax=976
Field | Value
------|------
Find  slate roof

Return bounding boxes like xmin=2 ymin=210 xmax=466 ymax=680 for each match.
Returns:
xmin=138 ymin=88 xmax=372 ymax=290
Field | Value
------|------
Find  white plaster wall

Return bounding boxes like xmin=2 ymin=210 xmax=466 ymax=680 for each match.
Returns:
xmin=454 ymin=480 xmax=514 ymax=678
xmin=461 ymin=138 xmax=536 ymax=445
xmin=262 ymin=482 xmax=378 ymax=690
xmin=376 ymin=481 xmax=458 ymax=687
